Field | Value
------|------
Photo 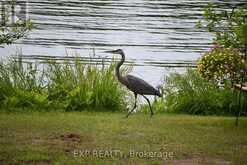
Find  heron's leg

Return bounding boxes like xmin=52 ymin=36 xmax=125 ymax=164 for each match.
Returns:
xmin=126 ymin=93 xmax=137 ymax=118
xmin=142 ymin=95 xmax=154 ymax=117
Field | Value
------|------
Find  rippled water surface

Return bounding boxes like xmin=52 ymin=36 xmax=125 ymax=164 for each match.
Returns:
xmin=1 ymin=0 xmax=246 ymax=85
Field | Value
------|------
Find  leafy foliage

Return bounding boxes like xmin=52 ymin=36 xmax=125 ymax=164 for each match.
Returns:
xmin=198 ymin=47 xmax=246 ymax=83
xmin=161 ymin=3 xmax=247 ymax=118
xmin=160 ymin=69 xmax=247 ymax=115
xmin=0 ymin=55 xmax=129 ymax=112
xmin=196 ymin=3 xmax=247 ymax=50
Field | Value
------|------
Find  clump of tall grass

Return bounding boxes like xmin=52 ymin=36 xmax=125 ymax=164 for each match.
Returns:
xmin=0 ymin=55 xmax=129 ymax=112
xmin=156 ymin=69 xmax=247 ymax=116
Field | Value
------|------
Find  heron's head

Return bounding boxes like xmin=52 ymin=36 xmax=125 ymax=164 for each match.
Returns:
xmin=104 ymin=49 xmax=124 ymax=55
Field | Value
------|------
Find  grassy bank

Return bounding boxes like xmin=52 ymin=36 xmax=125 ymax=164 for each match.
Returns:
xmin=0 ymin=112 xmax=247 ymax=165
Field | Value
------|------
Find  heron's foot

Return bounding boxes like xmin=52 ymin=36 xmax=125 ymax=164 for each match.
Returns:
xmin=125 ymin=113 xmax=131 ymax=118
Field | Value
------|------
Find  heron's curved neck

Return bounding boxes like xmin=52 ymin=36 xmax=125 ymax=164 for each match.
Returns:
xmin=116 ymin=52 xmax=125 ymax=82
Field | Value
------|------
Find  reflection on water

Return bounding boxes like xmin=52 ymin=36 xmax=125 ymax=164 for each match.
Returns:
xmin=0 ymin=0 xmax=246 ymax=85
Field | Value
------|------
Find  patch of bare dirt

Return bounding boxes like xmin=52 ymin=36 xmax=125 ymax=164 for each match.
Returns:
xmin=31 ymin=137 xmax=43 ymax=145
xmin=55 ymin=133 xmax=94 ymax=143
xmin=59 ymin=133 xmax=81 ymax=142
xmin=52 ymin=133 xmax=95 ymax=154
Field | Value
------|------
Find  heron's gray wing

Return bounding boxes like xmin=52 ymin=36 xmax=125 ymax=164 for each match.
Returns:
xmin=125 ymin=74 xmax=159 ymax=96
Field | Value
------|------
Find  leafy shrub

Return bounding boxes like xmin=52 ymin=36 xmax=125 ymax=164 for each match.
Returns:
xmin=0 ymin=55 xmax=129 ymax=112
xmin=196 ymin=3 xmax=247 ymax=50
xmin=46 ymin=59 xmax=128 ymax=111
xmin=196 ymin=3 xmax=247 ymax=122
xmin=161 ymin=69 xmax=247 ymax=115
xmin=198 ymin=47 xmax=246 ymax=83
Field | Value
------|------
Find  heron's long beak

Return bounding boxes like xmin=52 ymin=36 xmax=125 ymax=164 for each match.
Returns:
xmin=104 ymin=50 xmax=117 ymax=54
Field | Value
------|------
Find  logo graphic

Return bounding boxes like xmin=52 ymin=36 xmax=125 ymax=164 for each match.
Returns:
xmin=1 ymin=0 xmax=28 ymax=27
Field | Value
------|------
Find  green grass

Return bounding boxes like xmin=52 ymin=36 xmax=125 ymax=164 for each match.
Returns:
xmin=0 ymin=112 xmax=247 ymax=165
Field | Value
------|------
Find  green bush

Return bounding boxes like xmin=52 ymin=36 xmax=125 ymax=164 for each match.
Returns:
xmin=0 ymin=55 xmax=129 ymax=112
xmin=198 ymin=47 xmax=246 ymax=83
xmin=195 ymin=3 xmax=247 ymax=121
xmin=160 ymin=69 xmax=247 ymax=116
xmin=46 ymin=59 xmax=128 ymax=111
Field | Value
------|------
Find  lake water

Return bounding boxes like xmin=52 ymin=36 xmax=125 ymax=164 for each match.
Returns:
xmin=1 ymin=0 xmax=246 ymax=86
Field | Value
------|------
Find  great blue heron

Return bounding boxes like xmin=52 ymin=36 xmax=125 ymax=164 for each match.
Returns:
xmin=105 ymin=49 xmax=162 ymax=117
